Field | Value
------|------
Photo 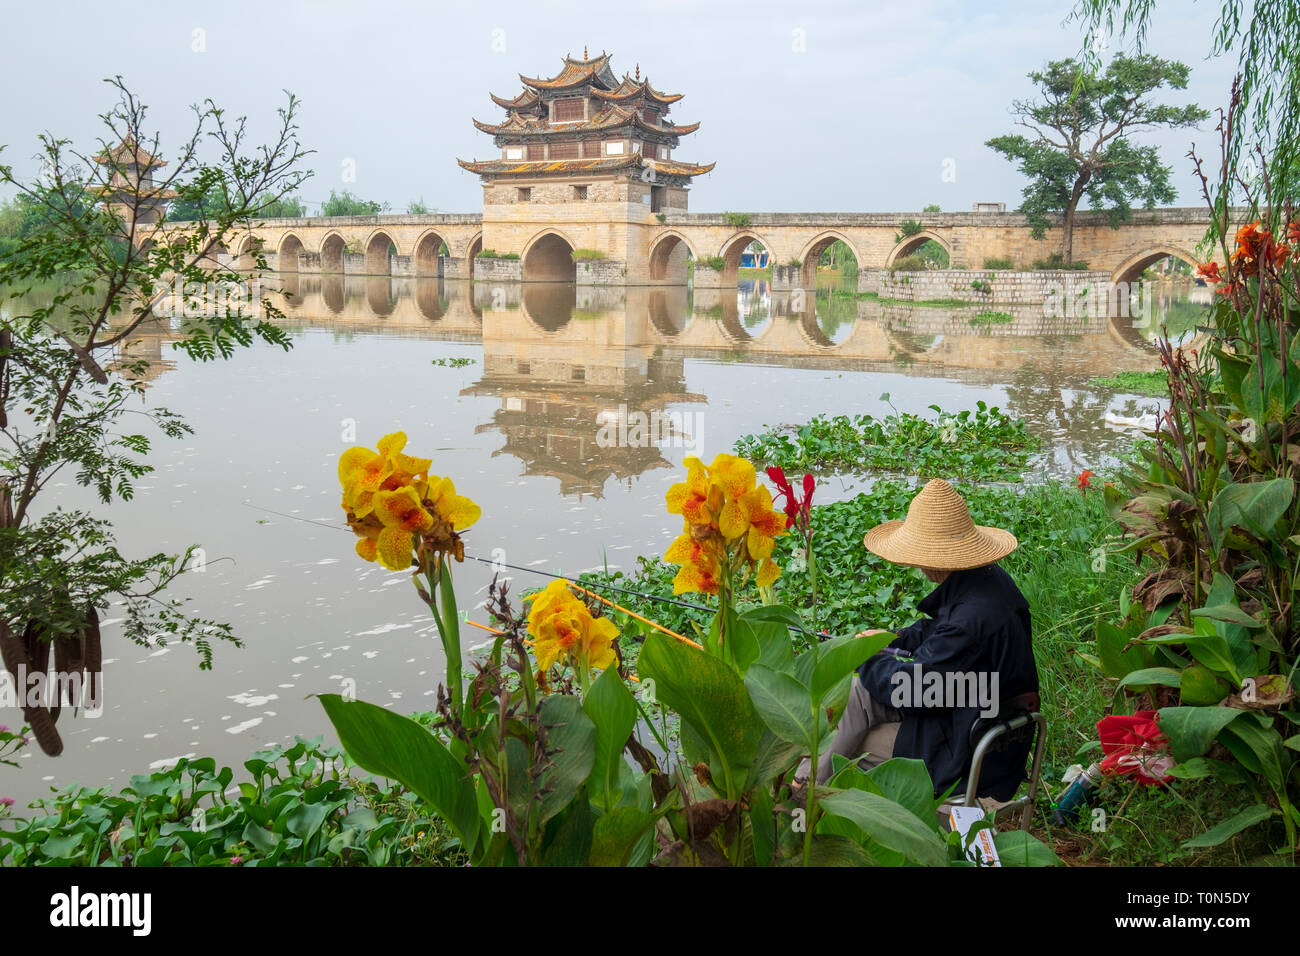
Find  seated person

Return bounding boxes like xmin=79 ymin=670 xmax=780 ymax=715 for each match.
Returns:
xmin=798 ymin=478 xmax=1039 ymax=802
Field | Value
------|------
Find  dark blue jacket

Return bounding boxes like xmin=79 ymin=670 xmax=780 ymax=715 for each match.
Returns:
xmin=857 ymin=564 xmax=1038 ymax=801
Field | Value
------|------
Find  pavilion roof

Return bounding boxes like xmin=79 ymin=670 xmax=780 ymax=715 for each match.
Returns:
xmin=472 ymin=104 xmax=699 ymax=138
xmin=591 ymin=74 xmax=683 ymax=106
xmin=456 ymin=155 xmax=715 ymax=178
xmin=519 ymin=51 xmax=619 ymax=92
xmin=94 ymin=135 xmax=167 ymax=168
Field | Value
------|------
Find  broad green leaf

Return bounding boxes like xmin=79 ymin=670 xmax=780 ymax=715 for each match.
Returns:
xmin=541 ymin=797 xmax=593 ymax=866
xmin=865 ymin=758 xmax=937 ymax=825
xmin=1116 ymin=667 xmax=1183 ymax=691
xmin=583 ymin=668 xmax=637 ymax=809
xmin=993 ymin=830 xmax=1059 ymax=866
xmin=1218 ymin=718 xmax=1292 ymax=793
xmin=1156 ymin=706 xmax=1243 ymax=763
xmin=536 ymin=695 xmax=597 ymax=826
xmin=589 ymin=807 xmax=654 ymax=867
xmin=1182 ymin=804 xmax=1278 ymax=848
xmin=797 ymin=834 xmax=877 ymax=867
xmin=1165 ymin=757 xmax=1214 ymax=779
xmin=745 ymin=664 xmax=816 ymax=749
xmin=319 ymin=694 xmax=480 ymax=854
xmin=1097 ymin=619 xmax=1150 ymax=680
xmin=811 ymin=631 xmax=896 ymax=704
xmin=637 ymin=632 xmax=763 ymax=798
xmin=820 ymin=789 xmax=948 ymax=866
xmin=1206 ymin=478 xmax=1294 ymax=550
xmin=1179 ymin=664 xmax=1230 ymax=705
xmin=1192 ymin=604 xmax=1263 ymax=629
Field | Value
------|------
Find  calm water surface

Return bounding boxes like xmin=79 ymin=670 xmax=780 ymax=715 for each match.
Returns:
xmin=4 ymin=273 xmax=1202 ymax=802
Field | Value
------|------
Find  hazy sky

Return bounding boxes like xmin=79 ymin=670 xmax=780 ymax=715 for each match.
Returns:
xmin=0 ymin=0 xmax=1234 ymax=214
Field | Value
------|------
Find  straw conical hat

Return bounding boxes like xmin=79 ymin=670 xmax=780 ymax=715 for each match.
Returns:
xmin=863 ymin=478 xmax=1017 ymax=570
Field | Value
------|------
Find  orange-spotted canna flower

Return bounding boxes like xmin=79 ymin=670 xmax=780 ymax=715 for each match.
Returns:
xmin=525 ymin=579 xmax=618 ymax=672
xmin=340 ymin=433 xmax=480 ymax=572
xmin=339 ymin=432 xmax=432 ymax=518
xmin=663 ymin=452 xmax=786 ymax=596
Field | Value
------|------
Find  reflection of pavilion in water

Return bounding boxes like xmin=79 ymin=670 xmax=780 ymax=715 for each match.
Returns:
xmin=463 ymin=305 xmax=707 ymax=498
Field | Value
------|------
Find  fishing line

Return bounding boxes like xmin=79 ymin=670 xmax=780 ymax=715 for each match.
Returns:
xmin=240 ymin=499 xmax=826 ymax=639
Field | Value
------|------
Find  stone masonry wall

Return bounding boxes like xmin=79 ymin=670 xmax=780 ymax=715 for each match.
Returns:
xmin=858 ymin=268 xmax=1115 ymax=304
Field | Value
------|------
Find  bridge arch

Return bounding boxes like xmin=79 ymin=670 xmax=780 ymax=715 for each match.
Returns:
xmin=319 ymin=231 xmax=346 ymax=274
xmin=885 ymin=230 xmax=951 ymax=269
xmin=648 ymin=230 xmax=698 ymax=283
xmin=235 ymin=234 xmax=263 ymax=270
xmin=414 ymin=229 xmax=449 ymax=277
xmin=523 ymin=230 xmax=577 ymax=282
xmin=278 ymin=232 xmax=305 ymax=272
xmin=797 ymin=230 xmax=863 ymax=289
xmin=364 ymin=229 xmax=397 ymax=276
xmin=718 ymin=231 xmax=778 ymax=286
xmin=1110 ymin=245 xmax=1201 ymax=285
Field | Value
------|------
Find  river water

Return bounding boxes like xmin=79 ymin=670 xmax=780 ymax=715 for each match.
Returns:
xmin=2 ymin=273 xmax=1204 ymax=803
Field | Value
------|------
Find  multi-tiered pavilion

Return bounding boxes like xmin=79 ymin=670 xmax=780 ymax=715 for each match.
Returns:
xmin=458 ymin=49 xmax=713 ymax=283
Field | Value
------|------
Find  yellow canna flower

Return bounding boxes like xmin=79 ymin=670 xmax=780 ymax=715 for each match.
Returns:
xmin=339 ymin=432 xmax=431 ymax=519
xmin=339 ymin=432 xmax=480 ymax=573
xmin=664 ymin=525 xmax=724 ymax=596
xmin=666 ymin=457 xmax=723 ymax=526
xmin=525 ymin=579 xmax=619 ymax=672
xmin=661 ymin=452 xmax=786 ymax=597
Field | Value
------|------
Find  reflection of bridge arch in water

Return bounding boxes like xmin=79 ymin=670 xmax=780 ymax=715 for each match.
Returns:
xmin=415 ymin=278 xmax=446 ymax=321
xmin=797 ymin=230 xmax=862 ymax=289
xmin=366 ymin=276 xmax=398 ymax=317
xmin=521 ymin=283 xmax=578 ymax=331
xmin=648 ymin=289 xmax=687 ymax=336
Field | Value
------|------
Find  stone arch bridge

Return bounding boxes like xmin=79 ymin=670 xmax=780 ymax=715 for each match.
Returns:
xmin=184 ymin=206 xmax=1220 ymax=289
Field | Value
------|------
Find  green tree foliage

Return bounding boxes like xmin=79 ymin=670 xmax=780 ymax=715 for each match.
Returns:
xmin=1073 ymin=0 xmax=1300 ymax=236
xmin=0 ymin=78 xmax=311 ymax=756
xmin=321 ymin=190 xmax=389 ymax=217
xmin=407 ymin=197 xmax=430 ymax=214
xmin=985 ymin=54 xmax=1208 ymax=263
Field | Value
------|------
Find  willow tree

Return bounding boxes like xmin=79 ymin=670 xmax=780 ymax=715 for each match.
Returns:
xmin=986 ymin=54 xmax=1208 ymax=264
xmin=0 ymin=78 xmax=310 ymax=755
xmin=1073 ymin=0 xmax=1300 ymax=238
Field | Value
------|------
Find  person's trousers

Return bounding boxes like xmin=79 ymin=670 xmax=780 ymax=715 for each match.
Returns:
xmin=797 ymin=676 xmax=902 ymax=785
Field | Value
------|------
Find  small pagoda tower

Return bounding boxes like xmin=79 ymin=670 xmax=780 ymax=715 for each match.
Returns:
xmin=459 ymin=49 xmax=714 ymax=284
xmin=92 ymin=136 xmax=176 ymax=229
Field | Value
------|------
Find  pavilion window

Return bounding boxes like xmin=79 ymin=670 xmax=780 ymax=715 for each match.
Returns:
xmin=517 ymin=187 xmax=531 ymax=202
xmin=605 ymin=141 xmax=624 ymax=155
xmin=526 ymin=144 xmax=546 ymax=160
xmin=573 ymin=185 xmax=588 ymax=200
xmin=553 ymin=97 xmax=584 ymax=122
xmin=505 ymin=146 xmax=523 ymax=160
xmin=549 ymin=141 xmax=579 ymax=159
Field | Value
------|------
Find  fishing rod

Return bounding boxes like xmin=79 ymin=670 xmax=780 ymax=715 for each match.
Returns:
xmin=239 ymin=499 xmax=827 ymax=639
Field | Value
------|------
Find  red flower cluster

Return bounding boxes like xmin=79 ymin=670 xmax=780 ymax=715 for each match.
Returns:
xmin=766 ymin=466 xmax=815 ymax=533
xmin=1097 ymin=710 xmax=1174 ymax=786
xmin=1077 ymin=469 xmax=1094 ymax=492
xmin=1230 ymin=220 xmax=1292 ymax=272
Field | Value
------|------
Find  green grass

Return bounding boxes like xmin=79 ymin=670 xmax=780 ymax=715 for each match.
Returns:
xmin=570 ymin=248 xmax=606 ymax=261
xmin=1087 ymin=371 xmax=1168 ymax=396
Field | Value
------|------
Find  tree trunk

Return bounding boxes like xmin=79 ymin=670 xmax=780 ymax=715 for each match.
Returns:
xmin=1063 ymin=175 xmax=1089 ymax=266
